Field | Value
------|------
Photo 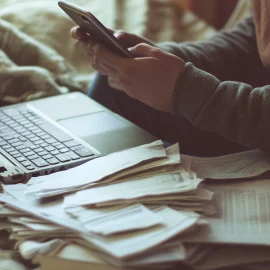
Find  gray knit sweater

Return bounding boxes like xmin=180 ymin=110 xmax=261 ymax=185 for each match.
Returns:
xmin=159 ymin=15 xmax=270 ymax=152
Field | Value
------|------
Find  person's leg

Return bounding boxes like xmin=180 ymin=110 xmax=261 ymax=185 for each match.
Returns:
xmin=88 ymin=73 xmax=247 ymax=156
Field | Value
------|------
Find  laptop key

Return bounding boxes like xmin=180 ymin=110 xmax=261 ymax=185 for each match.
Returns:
xmin=0 ymin=141 xmax=8 ymax=147
xmin=51 ymin=150 xmax=60 ymax=155
xmin=13 ymin=153 xmax=22 ymax=158
xmin=21 ymin=131 xmax=32 ymax=137
xmin=47 ymin=158 xmax=60 ymax=165
xmin=55 ymin=154 xmax=71 ymax=162
xmin=59 ymin=148 xmax=69 ymax=153
xmin=33 ymin=140 xmax=45 ymax=145
xmin=18 ymin=136 xmax=28 ymax=142
xmin=15 ymin=144 xmax=27 ymax=151
xmin=33 ymin=147 xmax=44 ymax=153
xmin=2 ymin=144 xmax=12 ymax=150
xmin=24 ymin=151 xmax=36 ymax=157
xmin=32 ymin=158 xmax=49 ymax=167
xmin=10 ymin=150 xmax=20 ymax=156
xmin=39 ymin=151 xmax=49 ymax=156
xmin=29 ymin=137 xmax=40 ymax=142
xmin=27 ymin=134 xmax=36 ymax=139
xmin=64 ymin=140 xmax=80 ymax=148
xmin=28 ymin=154 xmax=40 ymax=160
xmin=45 ymin=138 xmax=58 ymax=144
xmin=16 ymin=156 xmax=26 ymax=162
xmin=29 ymin=144 xmax=40 ymax=150
xmin=22 ymin=161 xmax=32 ymax=167
xmin=20 ymin=148 xmax=31 ymax=153
xmin=70 ymin=145 xmax=83 ymax=151
xmin=75 ymin=148 xmax=94 ymax=158
xmin=40 ymin=143 xmax=49 ymax=148
xmin=26 ymin=166 xmax=35 ymax=171
xmin=11 ymin=142 xmax=23 ymax=147
xmin=43 ymin=154 xmax=53 ymax=160
xmin=40 ymin=134 xmax=51 ymax=140
xmin=3 ymin=135 xmax=17 ymax=141
xmin=44 ymin=146 xmax=55 ymax=152
xmin=65 ymin=151 xmax=80 ymax=160
xmin=55 ymin=144 xmax=65 ymax=150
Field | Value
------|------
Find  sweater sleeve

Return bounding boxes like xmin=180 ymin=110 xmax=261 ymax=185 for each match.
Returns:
xmin=158 ymin=15 xmax=268 ymax=85
xmin=157 ymin=14 xmax=270 ymax=152
xmin=172 ymin=62 xmax=270 ymax=152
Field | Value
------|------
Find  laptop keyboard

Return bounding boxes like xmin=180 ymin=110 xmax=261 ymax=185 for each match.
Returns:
xmin=0 ymin=106 xmax=95 ymax=172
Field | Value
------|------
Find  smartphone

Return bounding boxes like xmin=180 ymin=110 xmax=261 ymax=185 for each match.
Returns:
xmin=58 ymin=0 xmax=133 ymax=58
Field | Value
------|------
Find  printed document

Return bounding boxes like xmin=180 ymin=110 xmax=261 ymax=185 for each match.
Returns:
xmin=182 ymin=150 xmax=270 ymax=180
xmin=64 ymin=172 xmax=199 ymax=207
xmin=26 ymin=140 xmax=167 ymax=196
xmin=180 ymin=179 xmax=270 ymax=245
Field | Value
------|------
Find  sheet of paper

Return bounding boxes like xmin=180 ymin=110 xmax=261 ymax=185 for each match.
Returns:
xmin=0 ymin=204 xmax=23 ymax=217
xmin=19 ymin=239 xmax=68 ymax=260
xmin=2 ymin=185 xmax=200 ymax=260
xmin=9 ymin=218 xmax=67 ymax=232
xmin=66 ymin=203 xmax=163 ymax=235
xmin=101 ymin=240 xmax=186 ymax=267
xmin=79 ymin=206 xmax=199 ymax=259
xmin=26 ymin=140 xmax=167 ymax=195
xmin=0 ymin=188 xmax=88 ymax=235
xmin=181 ymin=150 xmax=270 ymax=180
xmin=32 ymin=166 xmax=188 ymax=199
xmin=3 ymin=184 xmax=69 ymax=219
xmin=64 ymin=172 xmax=199 ymax=207
xmin=112 ymin=143 xmax=181 ymax=181
xmin=180 ymin=179 xmax=270 ymax=246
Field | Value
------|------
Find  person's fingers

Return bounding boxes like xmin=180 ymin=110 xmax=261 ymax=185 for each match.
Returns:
xmin=70 ymin=27 xmax=90 ymax=41
xmin=75 ymin=40 xmax=97 ymax=54
xmin=93 ymin=44 xmax=127 ymax=71
xmin=86 ymin=54 xmax=109 ymax=75
xmin=108 ymin=76 xmax=125 ymax=91
xmin=128 ymin=43 xmax=158 ymax=57
xmin=99 ymin=61 xmax=117 ymax=75
xmin=113 ymin=31 xmax=155 ymax=48
xmin=114 ymin=31 xmax=142 ymax=48
xmin=70 ymin=26 xmax=79 ymax=38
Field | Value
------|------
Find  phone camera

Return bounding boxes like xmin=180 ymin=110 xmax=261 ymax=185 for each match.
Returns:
xmin=81 ymin=15 xmax=90 ymax=23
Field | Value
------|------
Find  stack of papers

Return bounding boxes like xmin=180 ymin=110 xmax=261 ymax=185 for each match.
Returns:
xmin=5 ymin=144 xmax=270 ymax=269
xmin=0 ymin=140 xmax=214 ymax=269
xmin=176 ymin=150 xmax=270 ymax=270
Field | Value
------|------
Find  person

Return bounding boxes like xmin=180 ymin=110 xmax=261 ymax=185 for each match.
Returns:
xmin=70 ymin=2 xmax=270 ymax=157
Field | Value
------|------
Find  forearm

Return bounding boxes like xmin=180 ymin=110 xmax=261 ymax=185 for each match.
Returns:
xmin=172 ymin=63 xmax=270 ymax=152
xmin=158 ymin=16 xmax=267 ymax=85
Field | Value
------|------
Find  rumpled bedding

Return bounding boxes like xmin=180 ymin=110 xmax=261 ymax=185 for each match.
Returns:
xmin=0 ymin=0 xmax=216 ymax=105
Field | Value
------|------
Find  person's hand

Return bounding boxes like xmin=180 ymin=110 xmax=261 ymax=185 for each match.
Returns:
xmin=70 ymin=27 xmax=185 ymax=112
xmin=95 ymin=43 xmax=185 ymax=112
xmin=70 ymin=26 xmax=155 ymax=76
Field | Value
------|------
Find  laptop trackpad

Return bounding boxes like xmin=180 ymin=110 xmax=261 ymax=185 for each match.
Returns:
xmin=59 ymin=112 xmax=130 ymax=154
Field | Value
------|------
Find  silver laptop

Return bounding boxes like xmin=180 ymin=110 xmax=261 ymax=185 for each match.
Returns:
xmin=0 ymin=92 xmax=157 ymax=184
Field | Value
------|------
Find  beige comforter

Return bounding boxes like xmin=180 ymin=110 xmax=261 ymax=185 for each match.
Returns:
xmin=0 ymin=0 xmax=217 ymax=105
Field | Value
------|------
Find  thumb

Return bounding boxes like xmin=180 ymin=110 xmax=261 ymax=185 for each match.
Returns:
xmin=128 ymin=43 xmax=155 ymax=57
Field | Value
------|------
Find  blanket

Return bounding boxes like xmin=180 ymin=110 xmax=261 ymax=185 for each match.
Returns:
xmin=0 ymin=0 xmax=217 ymax=105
